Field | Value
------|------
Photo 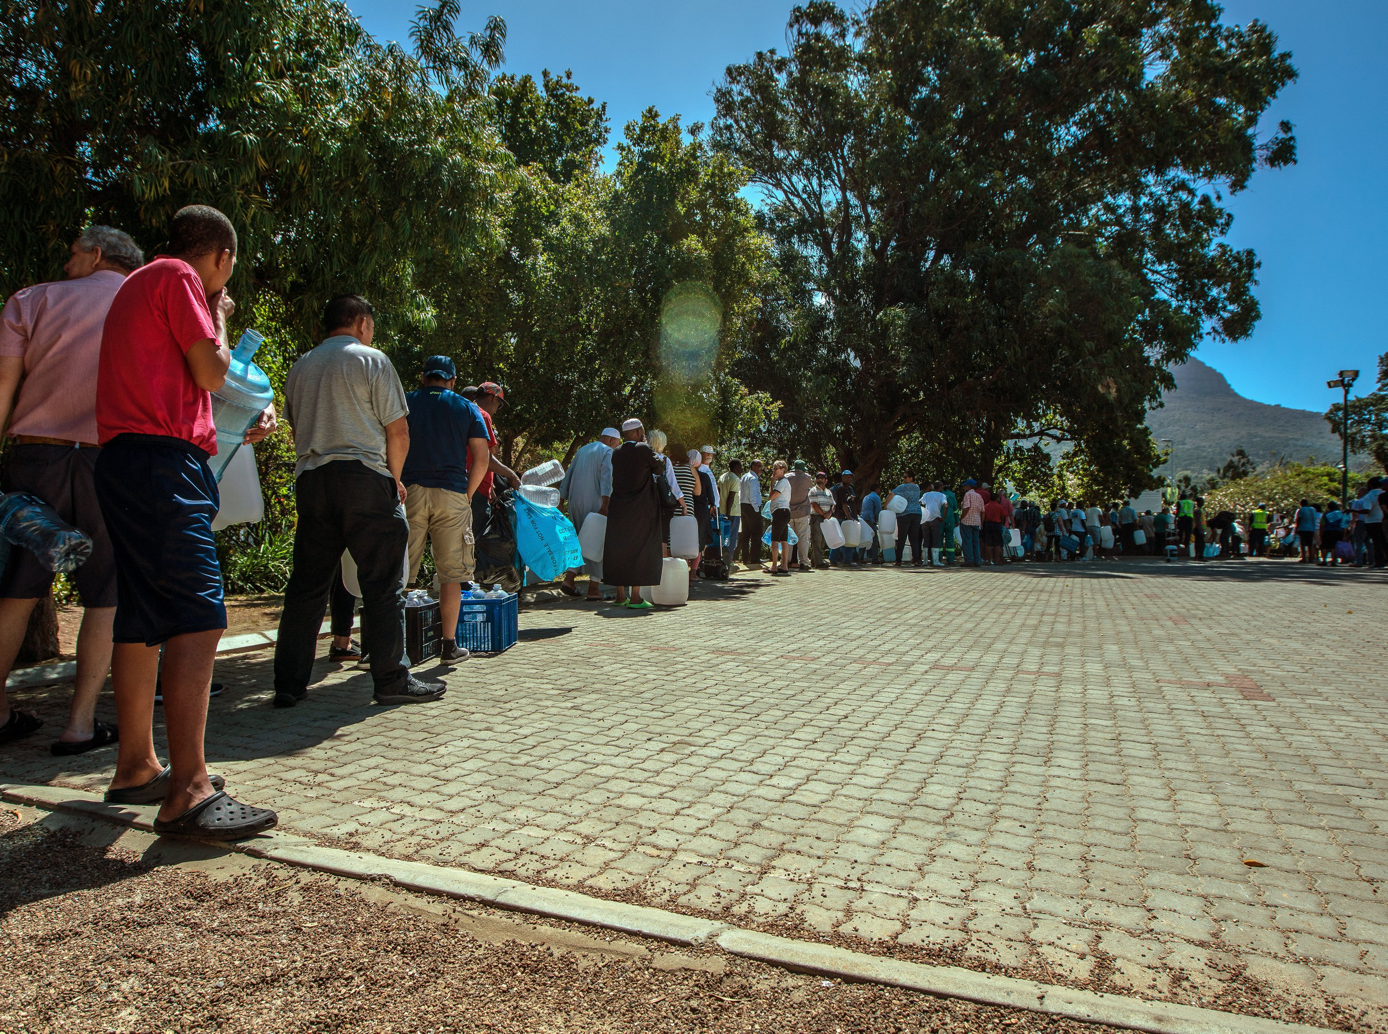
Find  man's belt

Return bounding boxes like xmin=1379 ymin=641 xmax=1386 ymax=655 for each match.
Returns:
xmin=11 ymin=434 xmax=99 ymax=448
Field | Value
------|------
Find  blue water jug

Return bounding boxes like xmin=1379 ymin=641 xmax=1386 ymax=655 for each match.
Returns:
xmin=209 ymin=329 xmax=274 ymax=482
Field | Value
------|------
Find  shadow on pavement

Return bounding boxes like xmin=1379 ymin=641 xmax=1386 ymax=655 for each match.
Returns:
xmin=0 ymin=809 xmax=139 ymax=918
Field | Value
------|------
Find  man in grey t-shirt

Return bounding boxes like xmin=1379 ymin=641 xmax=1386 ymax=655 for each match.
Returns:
xmin=273 ymin=295 xmax=445 ymax=708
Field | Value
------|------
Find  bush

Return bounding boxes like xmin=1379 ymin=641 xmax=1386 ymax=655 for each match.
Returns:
xmin=221 ymin=531 xmax=294 ymax=595
xmin=1205 ymin=462 xmax=1371 ymax=514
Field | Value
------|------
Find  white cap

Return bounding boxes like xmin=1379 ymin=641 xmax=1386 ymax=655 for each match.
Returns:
xmin=701 ymin=445 xmax=715 ymax=454
xmin=601 ymin=427 xmax=620 ymax=439
xmin=621 ymin=418 xmax=643 ymax=431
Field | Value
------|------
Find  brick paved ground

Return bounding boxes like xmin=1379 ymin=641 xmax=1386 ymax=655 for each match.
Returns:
xmin=4 ymin=559 xmax=1386 ymax=1029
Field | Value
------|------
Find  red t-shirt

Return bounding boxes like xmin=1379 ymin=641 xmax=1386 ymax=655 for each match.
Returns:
xmin=477 ymin=408 xmax=498 ymax=497
xmin=983 ymin=500 xmax=1005 ymax=523
xmin=96 ymin=256 xmax=218 ymax=453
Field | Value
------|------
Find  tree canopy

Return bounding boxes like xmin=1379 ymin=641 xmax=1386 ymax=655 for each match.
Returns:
xmin=713 ymin=0 xmax=1297 ymax=492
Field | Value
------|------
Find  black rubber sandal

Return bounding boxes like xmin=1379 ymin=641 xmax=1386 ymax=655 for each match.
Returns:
xmin=0 ymin=708 xmax=43 ymax=744
xmin=50 ymin=721 xmax=119 ymax=756
xmin=104 ymin=765 xmax=227 ymax=805
xmin=152 ymin=791 xmax=277 ymax=840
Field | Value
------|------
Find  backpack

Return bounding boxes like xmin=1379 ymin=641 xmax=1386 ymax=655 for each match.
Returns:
xmin=1043 ymin=513 xmax=1056 ymax=534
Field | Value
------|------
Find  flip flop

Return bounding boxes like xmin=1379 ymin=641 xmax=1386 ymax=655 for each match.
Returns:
xmin=626 ymin=600 xmax=654 ymax=610
xmin=152 ymin=790 xmax=277 ymax=841
xmin=50 ymin=721 xmax=119 ymax=756
xmin=104 ymin=765 xmax=227 ymax=805
xmin=558 ymin=584 xmax=583 ymax=597
xmin=0 ymin=708 xmax=43 ymax=744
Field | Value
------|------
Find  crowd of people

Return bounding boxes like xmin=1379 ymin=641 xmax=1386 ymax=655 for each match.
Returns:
xmin=0 ymin=210 xmax=1384 ymax=843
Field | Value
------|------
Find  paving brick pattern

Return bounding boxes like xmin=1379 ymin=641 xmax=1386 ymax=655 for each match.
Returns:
xmin=4 ymin=560 xmax=1387 ymax=1024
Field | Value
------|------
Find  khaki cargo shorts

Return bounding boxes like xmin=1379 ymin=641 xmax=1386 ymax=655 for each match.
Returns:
xmin=405 ymin=485 xmax=475 ymax=585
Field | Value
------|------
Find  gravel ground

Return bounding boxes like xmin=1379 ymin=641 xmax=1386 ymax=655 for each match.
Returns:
xmin=0 ymin=807 xmax=1120 ymax=1034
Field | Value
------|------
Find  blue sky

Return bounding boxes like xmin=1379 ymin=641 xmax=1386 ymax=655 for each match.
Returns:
xmin=349 ymin=0 xmax=1386 ymax=414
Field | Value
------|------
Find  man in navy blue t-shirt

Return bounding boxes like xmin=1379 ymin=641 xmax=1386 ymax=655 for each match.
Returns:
xmin=403 ymin=356 xmax=491 ymax=661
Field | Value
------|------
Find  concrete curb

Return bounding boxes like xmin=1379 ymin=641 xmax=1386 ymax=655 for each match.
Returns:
xmin=5 ymin=617 xmax=359 ymax=688
xmin=0 ymin=782 xmax=1340 ymax=1034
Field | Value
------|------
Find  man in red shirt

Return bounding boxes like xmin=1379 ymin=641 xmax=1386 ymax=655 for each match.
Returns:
xmin=465 ymin=381 xmax=520 ymax=535
xmin=94 ymin=205 xmax=276 ymax=839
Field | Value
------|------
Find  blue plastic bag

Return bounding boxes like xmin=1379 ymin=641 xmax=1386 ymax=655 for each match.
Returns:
xmin=0 ymin=492 xmax=92 ymax=573
xmin=511 ymin=493 xmax=583 ymax=582
xmin=762 ymin=526 xmax=799 ymax=546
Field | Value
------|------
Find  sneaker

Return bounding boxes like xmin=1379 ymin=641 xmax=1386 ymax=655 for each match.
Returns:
xmin=273 ymin=689 xmax=306 ymax=709
xmin=354 ymin=653 xmax=372 ymax=671
xmin=439 ymin=640 xmax=469 ymax=664
xmin=374 ymin=673 xmax=447 ymax=705
xmin=329 ymin=639 xmax=362 ymax=662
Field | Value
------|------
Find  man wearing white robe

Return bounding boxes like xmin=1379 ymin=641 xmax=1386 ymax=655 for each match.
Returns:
xmin=560 ymin=428 xmax=618 ymax=600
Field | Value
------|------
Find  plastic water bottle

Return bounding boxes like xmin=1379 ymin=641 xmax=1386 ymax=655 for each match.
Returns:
xmin=469 ymin=586 xmax=488 ymax=599
xmin=0 ymin=493 xmax=93 ymax=574
xmin=520 ymin=459 xmax=564 ymax=487
xmin=487 ymin=584 xmax=507 ymax=598
xmin=517 ymin=484 xmax=560 ymax=508
xmin=208 ymin=329 xmax=274 ymax=482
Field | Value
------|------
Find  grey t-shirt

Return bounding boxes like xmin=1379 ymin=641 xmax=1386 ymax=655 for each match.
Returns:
xmin=284 ymin=335 xmax=409 ymax=478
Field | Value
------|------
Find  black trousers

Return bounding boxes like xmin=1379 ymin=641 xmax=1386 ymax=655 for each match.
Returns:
xmin=895 ymin=513 xmax=922 ymax=563
xmin=274 ymin=461 xmax=409 ymax=695
xmin=1177 ymin=515 xmax=1193 ymax=549
xmin=1366 ymin=521 xmax=1388 ymax=567
xmin=738 ymin=504 xmax=763 ymax=565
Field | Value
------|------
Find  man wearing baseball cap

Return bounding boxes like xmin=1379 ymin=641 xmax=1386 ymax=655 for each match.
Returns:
xmin=401 ymin=356 xmax=491 ymax=661
xmin=469 ymin=380 xmax=519 ymax=536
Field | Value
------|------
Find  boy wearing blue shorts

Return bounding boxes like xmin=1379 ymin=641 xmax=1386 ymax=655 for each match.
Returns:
xmin=95 ymin=205 xmax=277 ymax=839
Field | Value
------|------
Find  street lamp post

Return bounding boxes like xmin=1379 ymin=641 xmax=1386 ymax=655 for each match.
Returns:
xmin=1159 ymin=438 xmax=1174 ymax=501
xmin=1326 ymin=369 xmax=1359 ymax=511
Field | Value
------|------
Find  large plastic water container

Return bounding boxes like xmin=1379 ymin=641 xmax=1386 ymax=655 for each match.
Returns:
xmin=521 ymin=459 xmax=564 ymax=487
xmin=878 ymin=524 xmax=895 ymax=547
xmin=841 ymin=519 xmax=860 ymax=549
xmin=821 ymin=517 xmax=845 ymax=549
xmin=887 ymin=495 xmax=908 ymax=514
xmin=857 ymin=520 xmax=873 ymax=545
xmin=578 ymin=512 xmax=607 ymax=562
xmin=669 ymin=514 xmax=700 ymax=559
xmin=517 ymin=484 xmax=560 ymax=508
xmin=1099 ymin=525 xmax=1115 ymax=549
xmin=649 ymin=557 xmax=689 ymax=606
xmin=209 ymin=329 xmax=274 ymax=482
xmin=878 ymin=509 xmax=897 ymax=537
xmin=340 ymin=547 xmax=410 ymax=598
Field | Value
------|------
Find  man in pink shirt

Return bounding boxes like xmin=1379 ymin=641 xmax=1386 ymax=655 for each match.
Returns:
xmin=0 ymin=225 xmax=143 ymax=752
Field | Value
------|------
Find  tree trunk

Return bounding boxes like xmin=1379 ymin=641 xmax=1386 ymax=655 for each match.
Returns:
xmin=17 ymin=594 xmax=59 ymax=666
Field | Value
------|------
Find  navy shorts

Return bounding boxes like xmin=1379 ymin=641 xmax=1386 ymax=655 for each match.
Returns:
xmin=0 ymin=444 xmax=118 ymax=606
xmin=94 ymin=434 xmax=227 ymax=646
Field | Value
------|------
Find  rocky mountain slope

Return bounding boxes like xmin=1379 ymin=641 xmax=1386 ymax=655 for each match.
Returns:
xmin=1146 ymin=358 xmax=1343 ymax=476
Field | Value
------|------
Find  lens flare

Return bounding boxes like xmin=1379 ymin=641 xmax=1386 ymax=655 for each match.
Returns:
xmin=658 ymin=282 xmax=722 ymax=385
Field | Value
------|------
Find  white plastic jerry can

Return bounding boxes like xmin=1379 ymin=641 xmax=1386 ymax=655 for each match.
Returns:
xmin=669 ymin=514 xmax=700 ymax=559
xmin=649 ymin=557 xmax=689 ymax=606
xmin=877 ymin=508 xmax=897 ymax=537
xmin=821 ymin=517 xmax=846 ymax=549
xmin=840 ymin=519 xmax=860 ymax=548
xmin=579 ymin=512 xmax=607 ymax=562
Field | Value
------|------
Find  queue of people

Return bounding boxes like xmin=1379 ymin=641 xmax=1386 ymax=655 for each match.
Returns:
xmin=0 ymin=208 xmax=523 ymax=840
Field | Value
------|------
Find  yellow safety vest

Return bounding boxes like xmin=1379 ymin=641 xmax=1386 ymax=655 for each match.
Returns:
xmin=1178 ymin=499 xmax=1194 ymax=517
xmin=1251 ymin=509 xmax=1268 ymax=529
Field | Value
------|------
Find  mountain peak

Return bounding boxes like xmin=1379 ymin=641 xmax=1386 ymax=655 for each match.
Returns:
xmin=1148 ymin=358 xmax=1340 ymax=474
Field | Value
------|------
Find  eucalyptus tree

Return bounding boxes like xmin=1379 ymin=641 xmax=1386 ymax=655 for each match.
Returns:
xmin=714 ymin=0 xmax=1297 ymax=491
